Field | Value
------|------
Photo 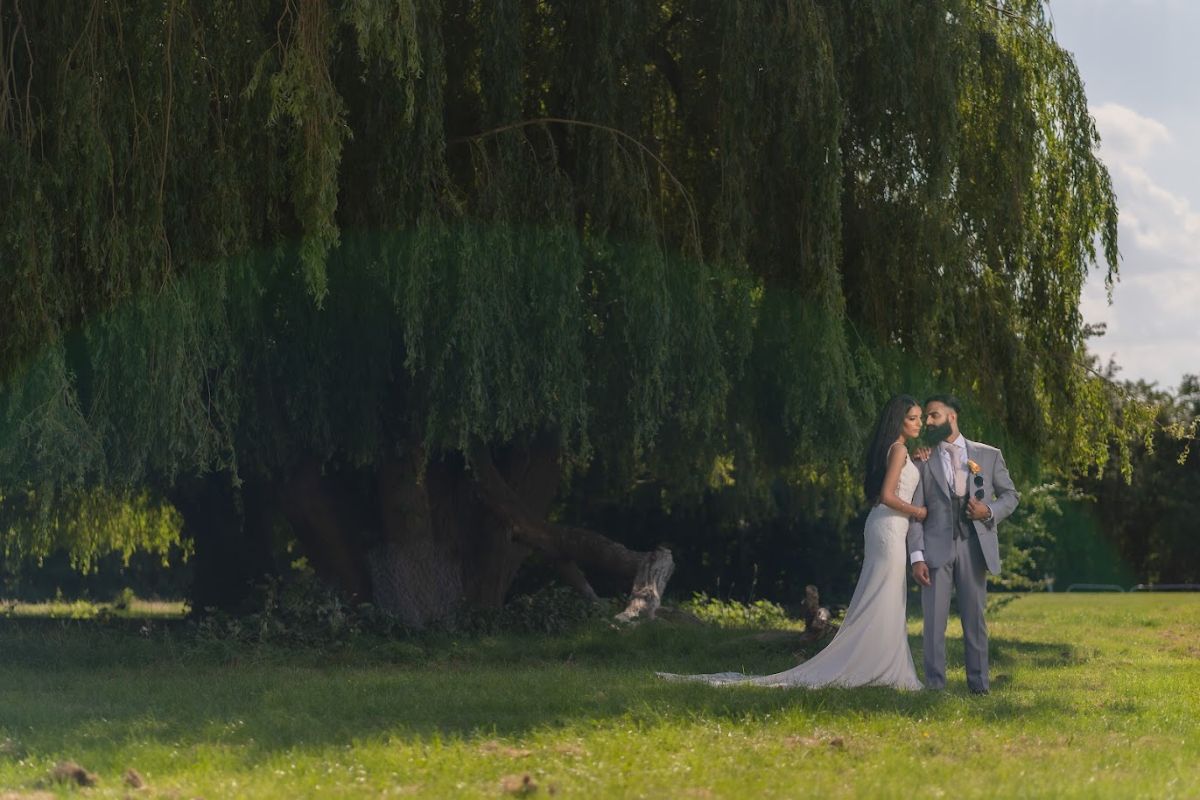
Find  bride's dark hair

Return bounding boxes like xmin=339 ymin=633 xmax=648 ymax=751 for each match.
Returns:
xmin=863 ymin=394 xmax=920 ymax=503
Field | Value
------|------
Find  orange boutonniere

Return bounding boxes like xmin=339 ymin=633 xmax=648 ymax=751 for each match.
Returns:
xmin=966 ymin=459 xmax=981 ymax=475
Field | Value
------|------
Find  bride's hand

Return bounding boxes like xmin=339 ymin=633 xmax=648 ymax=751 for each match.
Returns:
xmin=911 ymin=507 xmax=928 ymax=522
xmin=912 ymin=446 xmax=932 ymax=462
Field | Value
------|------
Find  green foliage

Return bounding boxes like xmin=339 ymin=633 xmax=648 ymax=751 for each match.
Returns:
xmin=0 ymin=592 xmax=184 ymax=619
xmin=993 ymin=482 xmax=1061 ymax=590
xmin=0 ymin=0 xmax=1147 ymax=569
xmin=261 ymin=0 xmax=350 ymax=301
xmin=112 ymin=585 xmax=137 ymax=611
xmin=447 ymin=584 xmax=614 ymax=636
xmin=192 ymin=572 xmax=365 ymax=650
xmin=682 ymin=592 xmax=793 ymax=629
xmin=192 ymin=571 xmax=612 ymax=650
xmin=0 ymin=487 xmax=184 ymax=574
xmin=1070 ymin=376 xmax=1200 ymax=584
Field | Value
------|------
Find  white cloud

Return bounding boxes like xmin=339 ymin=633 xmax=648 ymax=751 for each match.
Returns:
xmin=1110 ymin=163 xmax=1200 ymax=266
xmin=1047 ymin=6 xmax=1200 ymax=388
xmin=1093 ymin=102 xmax=1172 ymax=161
xmin=1090 ymin=104 xmax=1200 ymax=269
xmin=1082 ymin=102 xmax=1200 ymax=386
xmin=1086 ymin=341 xmax=1198 ymax=389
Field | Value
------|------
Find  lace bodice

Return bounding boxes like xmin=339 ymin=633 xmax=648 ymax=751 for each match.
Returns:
xmin=896 ymin=456 xmax=919 ymax=504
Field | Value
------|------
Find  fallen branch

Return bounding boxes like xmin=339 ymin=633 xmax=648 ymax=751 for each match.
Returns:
xmin=468 ymin=441 xmax=673 ymax=621
xmin=798 ymin=584 xmax=836 ymax=642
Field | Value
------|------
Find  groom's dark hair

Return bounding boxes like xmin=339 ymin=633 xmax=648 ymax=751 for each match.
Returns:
xmin=924 ymin=393 xmax=962 ymax=414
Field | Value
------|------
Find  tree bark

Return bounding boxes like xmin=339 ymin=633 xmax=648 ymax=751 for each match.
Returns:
xmin=798 ymin=584 xmax=835 ymax=642
xmin=271 ymin=449 xmax=535 ymax=628
xmin=445 ymin=453 xmax=533 ymax=610
xmin=278 ymin=457 xmax=373 ymax=603
xmin=171 ymin=472 xmax=276 ymax=614
xmin=268 ymin=437 xmax=672 ymax=627
xmin=553 ymin=559 xmax=600 ymax=602
xmin=613 ymin=546 xmax=675 ymax=622
xmin=370 ymin=450 xmax=467 ymax=627
xmin=468 ymin=441 xmax=674 ymax=621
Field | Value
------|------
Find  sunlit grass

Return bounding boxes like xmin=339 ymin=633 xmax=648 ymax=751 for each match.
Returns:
xmin=1 ymin=594 xmax=1197 ymax=798
xmin=1 ymin=598 xmax=187 ymax=619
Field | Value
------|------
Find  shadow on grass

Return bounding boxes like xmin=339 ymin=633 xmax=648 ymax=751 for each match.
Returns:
xmin=0 ymin=616 xmax=1097 ymax=761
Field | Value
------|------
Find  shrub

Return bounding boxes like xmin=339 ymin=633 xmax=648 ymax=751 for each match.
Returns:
xmin=190 ymin=574 xmax=612 ymax=649
xmin=682 ymin=592 xmax=792 ymax=629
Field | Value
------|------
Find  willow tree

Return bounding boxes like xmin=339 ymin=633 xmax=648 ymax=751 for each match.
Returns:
xmin=0 ymin=0 xmax=1122 ymax=624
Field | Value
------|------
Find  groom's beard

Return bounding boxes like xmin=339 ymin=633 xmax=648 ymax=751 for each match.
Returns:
xmin=924 ymin=422 xmax=953 ymax=446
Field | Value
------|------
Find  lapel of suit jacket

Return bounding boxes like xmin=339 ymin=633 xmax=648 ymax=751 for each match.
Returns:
xmin=929 ymin=443 xmax=951 ymax=499
xmin=964 ymin=438 xmax=982 ymax=495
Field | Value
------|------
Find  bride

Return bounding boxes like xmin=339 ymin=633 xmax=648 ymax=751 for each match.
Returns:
xmin=658 ymin=394 xmax=926 ymax=690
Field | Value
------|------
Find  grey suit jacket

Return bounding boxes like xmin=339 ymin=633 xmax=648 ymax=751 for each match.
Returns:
xmin=906 ymin=439 xmax=1019 ymax=574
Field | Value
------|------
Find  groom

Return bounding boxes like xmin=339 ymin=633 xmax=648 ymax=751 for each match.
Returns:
xmin=907 ymin=395 xmax=1019 ymax=694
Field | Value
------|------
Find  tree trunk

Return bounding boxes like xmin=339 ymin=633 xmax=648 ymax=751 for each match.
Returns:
xmin=468 ymin=441 xmax=674 ymax=621
xmin=171 ymin=472 xmax=277 ymax=614
xmin=370 ymin=451 xmax=467 ymax=627
xmin=268 ymin=438 xmax=671 ymax=627
xmin=613 ymin=546 xmax=675 ymax=622
xmin=278 ymin=457 xmax=373 ymax=603
xmin=798 ymin=584 xmax=835 ymax=642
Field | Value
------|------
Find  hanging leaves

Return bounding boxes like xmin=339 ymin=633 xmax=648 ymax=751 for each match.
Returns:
xmin=0 ymin=0 xmax=1134 ymax=568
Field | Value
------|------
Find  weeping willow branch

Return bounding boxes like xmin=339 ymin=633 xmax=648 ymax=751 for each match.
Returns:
xmin=158 ymin=0 xmax=175 ymax=209
xmin=1080 ymin=357 xmax=1199 ymax=461
xmin=0 ymin=0 xmax=1135 ymax=602
xmin=452 ymin=116 xmax=704 ymax=260
xmin=984 ymin=2 xmax=1025 ymax=24
xmin=0 ymin=0 xmax=37 ymax=145
xmin=156 ymin=0 xmax=177 ymax=273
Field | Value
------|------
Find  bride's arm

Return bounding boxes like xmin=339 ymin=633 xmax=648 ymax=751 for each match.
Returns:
xmin=879 ymin=443 xmax=925 ymax=520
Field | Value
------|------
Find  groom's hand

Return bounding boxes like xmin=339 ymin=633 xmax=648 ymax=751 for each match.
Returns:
xmin=966 ymin=498 xmax=992 ymax=521
xmin=912 ymin=561 xmax=931 ymax=587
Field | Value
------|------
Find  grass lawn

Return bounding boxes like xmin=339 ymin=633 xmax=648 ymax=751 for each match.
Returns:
xmin=1 ymin=593 xmax=1198 ymax=798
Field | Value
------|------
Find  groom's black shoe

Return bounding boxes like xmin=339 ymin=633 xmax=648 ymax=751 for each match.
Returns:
xmin=969 ymin=687 xmax=989 ymax=695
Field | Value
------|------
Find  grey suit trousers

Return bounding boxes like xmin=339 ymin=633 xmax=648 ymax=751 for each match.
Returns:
xmin=921 ymin=529 xmax=989 ymax=692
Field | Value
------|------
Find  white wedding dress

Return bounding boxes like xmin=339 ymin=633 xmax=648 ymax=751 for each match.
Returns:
xmin=659 ymin=456 xmax=922 ymax=690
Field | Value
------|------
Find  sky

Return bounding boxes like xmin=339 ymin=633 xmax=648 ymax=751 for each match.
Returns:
xmin=1047 ymin=0 xmax=1200 ymax=391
